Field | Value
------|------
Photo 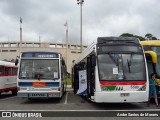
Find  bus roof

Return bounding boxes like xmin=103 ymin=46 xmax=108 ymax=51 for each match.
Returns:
xmin=0 ymin=60 xmax=15 ymax=67
xmin=22 ymin=51 xmax=60 ymax=54
xmin=21 ymin=51 xmax=60 ymax=58
xmin=140 ymin=40 xmax=160 ymax=46
xmin=73 ymin=37 xmax=141 ymax=65
xmin=73 ymin=42 xmax=95 ymax=65
xmin=97 ymin=37 xmax=140 ymax=44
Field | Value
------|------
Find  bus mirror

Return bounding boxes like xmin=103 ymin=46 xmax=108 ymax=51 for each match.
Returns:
xmin=62 ymin=60 xmax=65 ymax=66
xmin=91 ymin=55 xmax=96 ymax=67
xmin=15 ymin=59 xmax=18 ymax=66
xmin=72 ymin=60 xmax=75 ymax=63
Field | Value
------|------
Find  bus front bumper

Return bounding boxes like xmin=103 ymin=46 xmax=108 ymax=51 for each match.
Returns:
xmin=17 ymin=91 xmax=61 ymax=98
xmin=94 ymin=91 xmax=149 ymax=103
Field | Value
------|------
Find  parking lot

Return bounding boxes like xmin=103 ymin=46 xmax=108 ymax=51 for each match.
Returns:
xmin=0 ymin=91 xmax=158 ymax=111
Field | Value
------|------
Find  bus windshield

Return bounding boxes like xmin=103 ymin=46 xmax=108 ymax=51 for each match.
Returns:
xmin=19 ymin=59 xmax=59 ymax=80
xmin=98 ymin=53 xmax=146 ymax=81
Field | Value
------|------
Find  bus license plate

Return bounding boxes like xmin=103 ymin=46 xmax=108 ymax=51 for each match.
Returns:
xmin=29 ymin=93 xmax=47 ymax=97
xmin=120 ymin=93 xmax=130 ymax=97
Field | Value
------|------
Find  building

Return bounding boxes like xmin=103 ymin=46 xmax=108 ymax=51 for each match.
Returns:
xmin=0 ymin=42 xmax=87 ymax=73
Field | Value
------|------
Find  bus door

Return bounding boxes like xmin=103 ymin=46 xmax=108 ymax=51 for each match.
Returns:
xmin=87 ymin=55 xmax=95 ymax=99
xmin=73 ymin=64 xmax=80 ymax=94
xmin=145 ymin=52 xmax=156 ymax=76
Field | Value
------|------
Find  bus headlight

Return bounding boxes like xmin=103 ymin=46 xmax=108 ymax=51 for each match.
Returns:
xmin=51 ymin=87 xmax=60 ymax=91
xmin=27 ymin=87 xmax=34 ymax=91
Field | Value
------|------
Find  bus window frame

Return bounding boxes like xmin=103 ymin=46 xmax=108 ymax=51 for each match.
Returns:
xmin=97 ymin=45 xmax=146 ymax=81
xmin=18 ymin=58 xmax=60 ymax=80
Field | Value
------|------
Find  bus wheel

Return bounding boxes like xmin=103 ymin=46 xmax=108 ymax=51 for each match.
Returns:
xmin=60 ymin=85 xmax=65 ymax=99
xmin=86 ymin=95 xmax=93 ymax=103
xmin=28 ymin=98 xmax=32 ymax=101
xmin=64 ymin=84 xmax=67 ymax=94
xmin=12 ymin=90 xmax=17 ymax=95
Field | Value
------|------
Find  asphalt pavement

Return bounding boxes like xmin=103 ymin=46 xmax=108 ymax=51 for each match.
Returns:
xmin=0 ymin=90 xmax=160 ymax=119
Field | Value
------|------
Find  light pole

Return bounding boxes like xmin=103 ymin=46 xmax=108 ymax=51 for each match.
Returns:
xmin=64 ymin=21 xmax=68 ymax=72
xmin=20 ymin=17 xmax=22 ymax=55
xmin=77 ymin=0 xmax=84 ymax=53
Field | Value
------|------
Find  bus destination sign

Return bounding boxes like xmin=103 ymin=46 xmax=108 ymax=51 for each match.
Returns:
xmin=38 ymin=54 xmax=55 ymax=58
xmin=22 ymin=52 xmax=58 ymax=58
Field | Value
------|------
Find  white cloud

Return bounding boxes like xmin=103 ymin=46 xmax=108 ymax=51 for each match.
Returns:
xmin=0 ymin=0 xmax=160 ymax=45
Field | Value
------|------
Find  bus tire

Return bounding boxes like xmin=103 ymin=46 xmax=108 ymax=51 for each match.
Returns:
xmin=63 ymin=85 xmax=67 ymax=94
xmin=85 ymin=95 xmax=93 ymax=103
xmin=62 ymin=84 xmax=66 ymax=95
xmin=28 ymin=98 xmax=32 ymax=101
xmin=12 ymin=90 xmax=17 ymax=95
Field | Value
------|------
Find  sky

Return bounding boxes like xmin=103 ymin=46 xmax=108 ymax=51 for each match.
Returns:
xmin=0 ymin=0 xmax=160 ymax=45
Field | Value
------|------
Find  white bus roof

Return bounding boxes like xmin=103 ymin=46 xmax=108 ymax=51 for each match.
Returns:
xmin=73 ymin=42 xmax=96 ymax=65
xmin=0 ymin=61 xmax=15 ymax=67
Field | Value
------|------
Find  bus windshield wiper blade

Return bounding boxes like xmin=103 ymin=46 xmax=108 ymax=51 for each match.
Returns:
xmin=127 ymin=59 xmax=131 ymax=73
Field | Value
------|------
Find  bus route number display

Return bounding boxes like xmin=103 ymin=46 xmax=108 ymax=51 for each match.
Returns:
xmin=38 ymin=54 xmax=55 ymax=58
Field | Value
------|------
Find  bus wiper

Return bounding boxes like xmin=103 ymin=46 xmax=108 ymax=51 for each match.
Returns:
xmin=127 ymin=59 xmax=131 ymax=73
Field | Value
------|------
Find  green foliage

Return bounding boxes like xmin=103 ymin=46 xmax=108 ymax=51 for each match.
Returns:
xmin=120 ymin=33 xmax=146 ymax=41
xmin=145 ymin=33 xmax=157 ymax=40
xmin=64 ymin=77 xmax=72 ymax=85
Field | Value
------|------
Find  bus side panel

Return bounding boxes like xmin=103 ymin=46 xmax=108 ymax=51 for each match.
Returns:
xmin=0 ymin=76 xmax=17 ymax=92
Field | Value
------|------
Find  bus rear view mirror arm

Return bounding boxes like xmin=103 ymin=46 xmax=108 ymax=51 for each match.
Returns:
xmin=15 ymin=59 xmax=19 ymax=66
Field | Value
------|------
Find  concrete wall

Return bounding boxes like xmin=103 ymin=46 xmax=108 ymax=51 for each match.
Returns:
xmin=0 ymin=42 xmax=87 ymax=73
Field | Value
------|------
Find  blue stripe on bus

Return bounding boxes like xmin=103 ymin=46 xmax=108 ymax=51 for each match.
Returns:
xmin=18 ymin=82 xmax=59 ymax=87
xmin=18 ymin=82 xmax=32 ymax=86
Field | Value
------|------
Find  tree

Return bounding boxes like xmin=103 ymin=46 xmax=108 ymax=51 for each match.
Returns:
xmin=120 ymin=33 xmax=145 ymax=41
xmin=145 ymin=33 xmax=157 ymax=40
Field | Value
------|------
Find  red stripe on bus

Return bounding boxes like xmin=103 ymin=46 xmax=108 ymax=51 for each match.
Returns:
xmin=100 ymin=81 xmax=146 ymax=86
xmin=0 ymin=87 xmax=17 ymax=92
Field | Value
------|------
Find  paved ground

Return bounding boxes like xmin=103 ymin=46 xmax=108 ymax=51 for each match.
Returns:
xmin=0 ymin=91 xmax=159 ymax=110
xmin=0 ymin=90 xmax=160 ymax=119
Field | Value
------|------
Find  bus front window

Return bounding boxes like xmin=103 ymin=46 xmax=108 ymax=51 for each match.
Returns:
xmin=19 ymin=59 xmax=59 ymax=80
xmin=98 ymin=54 xmax=146 ymax=81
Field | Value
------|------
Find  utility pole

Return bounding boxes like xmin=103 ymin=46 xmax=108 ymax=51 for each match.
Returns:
xmin=77 ymin=0 xmax=84 ymax=53
xmin=64 ymin=21 xmax=68 ymax=72
xmin=20 ymin=17 xmax=22 ymax=55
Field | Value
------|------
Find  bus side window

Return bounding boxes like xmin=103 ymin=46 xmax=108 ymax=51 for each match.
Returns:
xmin=12 ymin=67 xmax=18 ymax=76
xmin=9 ymin=67 xmax=12 ymax=75
xmin=0 ymin=66 xmax=4 ymax=76
xmin=4 ymin=67 xmax=8 ymax=76
xmin=5 ymin=67 xmax=12 ymax=76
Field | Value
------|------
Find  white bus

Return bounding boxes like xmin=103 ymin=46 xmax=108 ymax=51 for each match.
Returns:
xmin=0 ymin=61 xmax=18 ymax=95
xmin=72 ymin=37 xmax=149 ymax=103
xmin=16 ymin=51 xmax=67 ymax=99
